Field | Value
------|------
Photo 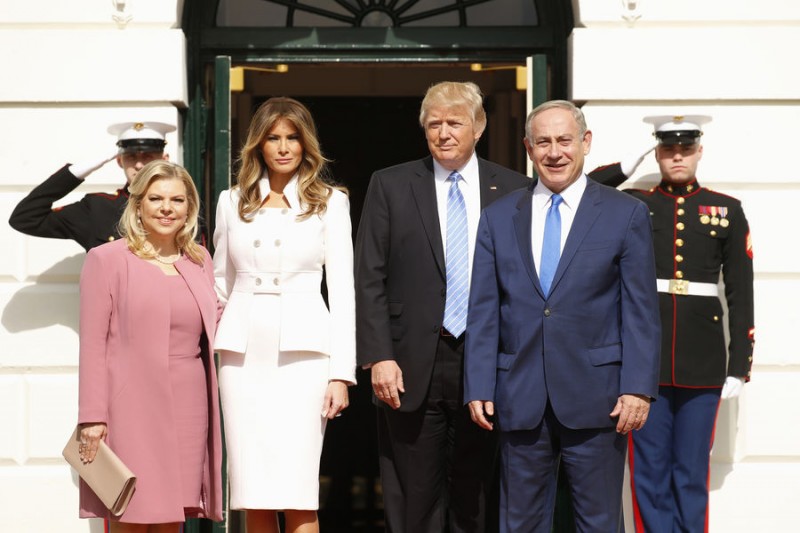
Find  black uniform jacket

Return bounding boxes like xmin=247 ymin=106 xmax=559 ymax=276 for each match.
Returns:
xmin=9 ymin=165 xmax=127 ymax=251
xmin=587 ymin=162 xmax=626 ymax=187
xmin=594 ymin=171 xmax=755 ymax=387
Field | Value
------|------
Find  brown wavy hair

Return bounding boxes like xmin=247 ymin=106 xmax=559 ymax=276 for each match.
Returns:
xmin=118 ymin=160 xmax=205 ymax=264
xmin=233 ymin=96 xmax=344 ymax=221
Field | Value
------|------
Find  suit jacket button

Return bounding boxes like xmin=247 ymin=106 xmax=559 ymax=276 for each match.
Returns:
xmin=544 ymin=308 xmax=551 ymax=317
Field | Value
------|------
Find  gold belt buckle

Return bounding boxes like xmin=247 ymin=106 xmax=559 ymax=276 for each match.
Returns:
xmin=668 ymin=279 xmax=689 ymax=295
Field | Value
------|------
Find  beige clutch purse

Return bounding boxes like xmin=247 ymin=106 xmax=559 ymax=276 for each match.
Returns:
xmin=62 ymin=427 xmax=137 ymax=516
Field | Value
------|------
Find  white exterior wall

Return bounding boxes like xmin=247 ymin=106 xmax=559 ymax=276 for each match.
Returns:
xmin=573 ymin=1 xmax=800 ymax=531
xmin=0 ymin=2 xmax=186 ymax=531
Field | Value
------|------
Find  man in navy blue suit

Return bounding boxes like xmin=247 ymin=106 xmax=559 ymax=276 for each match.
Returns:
xmin=464 ymin=100 xmax=661 ymax=533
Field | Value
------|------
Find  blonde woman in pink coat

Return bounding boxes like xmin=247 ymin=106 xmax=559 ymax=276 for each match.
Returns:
xmin=75 ymin=161 xmax=223 ymax=531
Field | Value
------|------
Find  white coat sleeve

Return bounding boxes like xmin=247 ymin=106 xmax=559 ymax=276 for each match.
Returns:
xmin=212 ymin=190 xmax=236 ymax=305
xmin=323 ymin=190 xmax=357 ymax=384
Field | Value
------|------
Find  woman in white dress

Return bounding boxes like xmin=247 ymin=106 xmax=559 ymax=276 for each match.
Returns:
xmin=212 ymin=97 xmax=356 ymax=533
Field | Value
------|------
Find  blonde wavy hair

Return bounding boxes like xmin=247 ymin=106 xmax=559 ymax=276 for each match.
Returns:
xmin=419 ymin=81 xmax=487 ymax=136
xmin=233 ymin=96 xmax=344 ymax=221
xmin=118 ymin=160 xmax=205 ymax=265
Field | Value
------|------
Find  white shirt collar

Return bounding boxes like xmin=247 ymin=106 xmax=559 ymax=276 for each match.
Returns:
xmin=533 ymin=174 xmax=588 ymax=210
xmin=432 ymin=152 xmax=479 ymax=186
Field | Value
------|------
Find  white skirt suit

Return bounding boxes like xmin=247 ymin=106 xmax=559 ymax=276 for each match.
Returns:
xmin=212 ymin=175 xmax=356 ymax=510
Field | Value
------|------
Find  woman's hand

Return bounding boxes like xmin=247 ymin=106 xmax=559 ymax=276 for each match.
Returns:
xmin=321 ymin=380 xmax=350 ymax=420
xmin=78 ymin=423 xmax=108 ymax=464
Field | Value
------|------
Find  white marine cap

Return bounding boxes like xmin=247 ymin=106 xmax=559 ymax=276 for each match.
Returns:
xmin=107 ymin=121 xmax=176 ymax=154
xmin=643 ymin=115 xmax=711 ymax=145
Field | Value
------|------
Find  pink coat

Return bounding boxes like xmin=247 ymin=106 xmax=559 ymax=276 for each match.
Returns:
xmin=77 ymin=239 xmax=223 ymax=523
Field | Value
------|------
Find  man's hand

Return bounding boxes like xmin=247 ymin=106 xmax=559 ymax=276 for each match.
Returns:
xmin=609 ymin=394 xmax=651 ymax=434
xmin=468 ymin=400 xmax=495 ymax=430
xmin=69 ymin=153 xmax=118 ymax=180
xmin=371 ymin=360 xmax=404 ymax=409
xmin=620 ymin=143 xmax=658 ymax=178
xmin=720 ymin=376 xmax=745 ymax=399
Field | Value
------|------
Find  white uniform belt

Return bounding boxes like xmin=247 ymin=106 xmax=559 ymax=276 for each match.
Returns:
xmin=656 ymin=278 xmax=718 ymax=297
xmin=232 ymin=271 xmax=320 ymax=294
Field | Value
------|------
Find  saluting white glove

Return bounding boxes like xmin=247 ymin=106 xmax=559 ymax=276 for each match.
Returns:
xmin=69 ymin=153 xmax=118 ymax=180
xmin=720 ymin=376 xmax=745 ymax=399
xmin=620 ymin=143 xmax=658 ymax=178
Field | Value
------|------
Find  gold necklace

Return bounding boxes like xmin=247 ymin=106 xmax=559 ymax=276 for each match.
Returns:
xmin=152 ymin=253 xmax=182 ymax=265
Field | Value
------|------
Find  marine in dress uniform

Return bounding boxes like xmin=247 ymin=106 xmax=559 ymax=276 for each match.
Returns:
xmin=8 ymin=121 xmax=175 ymax=251
xmin=596 ymin=115 xmax=755 ymax=533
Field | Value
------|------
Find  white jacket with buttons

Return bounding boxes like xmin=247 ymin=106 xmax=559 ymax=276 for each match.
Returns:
xmin=212 ymin=175 xmax=356 ymax=384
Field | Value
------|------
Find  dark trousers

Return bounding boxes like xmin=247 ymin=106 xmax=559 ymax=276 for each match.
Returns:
xmin=629 ymin=386 xmax=721 ymax=533
xmin=378 ymin=333 xmax=498 ymax=533
xmin=499 ymin=403 xmax=627 ymax=533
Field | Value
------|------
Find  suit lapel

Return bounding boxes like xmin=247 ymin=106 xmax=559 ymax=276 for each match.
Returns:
xmin=409 ymin=157 xmax=445 ymax=278
xmin=477 ymin=157 xmax=509 ymax=209
xmin=548 ymin=179 xmax=603 ymax=294
xmin=512 ymin=181 xmax=542 ymax=294
xmin=175 ymin=259 xmax=215 ymax=340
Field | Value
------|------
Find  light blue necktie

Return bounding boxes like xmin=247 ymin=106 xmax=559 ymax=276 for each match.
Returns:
xmin=443 ymin=171 xmax=468 ymax=337
xmin=539 ymin=193 xmax=563 ymax=296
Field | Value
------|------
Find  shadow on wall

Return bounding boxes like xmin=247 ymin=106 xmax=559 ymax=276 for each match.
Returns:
xmin=3 ymin=254 xmax=85 ymax=335
xmin=710 ymin=392 xmax=740 ymax=490
xmin=63 ymin=469 xmax=109 ymax=533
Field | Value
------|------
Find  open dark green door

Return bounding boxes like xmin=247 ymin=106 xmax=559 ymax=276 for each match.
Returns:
xmin=212 ymin=55 xmax=232 ymax=226
xmin=184 ymin=55 xmax=233 ymax=533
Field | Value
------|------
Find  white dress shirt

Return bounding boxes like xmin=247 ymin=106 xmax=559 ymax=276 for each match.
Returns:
xmin=434 ymin=153 xmax=481 ymax=289
xmin=531 ymin=174 xmax=588 ymax=274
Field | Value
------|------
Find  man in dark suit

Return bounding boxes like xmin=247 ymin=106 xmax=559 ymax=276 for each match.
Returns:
xmin=355 ymin=81 xmax=529 ymax=532
xmin=464 ymin=100 xmax=661 ymax=532
xmin=9 ymin=121 xmax=174 ymax=251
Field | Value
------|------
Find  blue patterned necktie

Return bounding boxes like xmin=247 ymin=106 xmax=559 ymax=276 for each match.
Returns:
xmin=539 ymin=193 xmax=563 ymax=296
xmin=443 ymin=171 xmax=469 ymax=337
